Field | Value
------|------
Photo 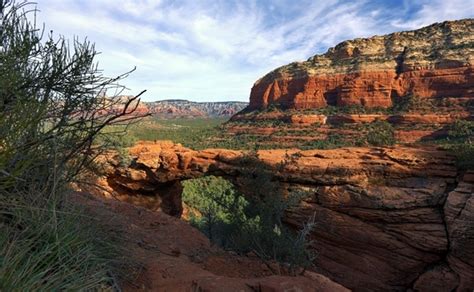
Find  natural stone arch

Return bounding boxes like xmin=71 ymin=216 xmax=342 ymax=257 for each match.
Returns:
xmin=91 ymin=141 xmax=474 ymax=291
xmin=100 ymin=141 xmax=252 ymax=217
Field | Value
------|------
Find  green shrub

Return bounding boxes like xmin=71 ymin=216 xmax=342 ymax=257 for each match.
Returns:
xmin=0 ymin=1 xmax=144 ymax=289
xmin=440 ymin=120 xmax=474 ymax=169
xmin=446 ymin=142 xmax=474 ymax=169
xmin=300 ymin=133 xmax=349 ymax=150
xmin=183 ymin=176 xmax=248 ymax=244
xmin=265 ymin=103 xmax=284 ymax=112
xmin=0 ymin=192 xmax=125 ymax=290
xmin=447 ymin=120 xmax=474 ymax=140
xmin=0 ymin=1 xmax=145 ymax=193
xmin=391 ymin=94 xmax=434 ymax=113
xmin=366 ymin=120 xmax=396 ymax=146
xmin=182 ymin=157 xmax=316 ymax=275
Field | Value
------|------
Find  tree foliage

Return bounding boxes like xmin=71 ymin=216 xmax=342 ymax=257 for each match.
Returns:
xmin=443 ymin=120 xmax=474 ymax=169
xmin=183 ymin=155 xmax=316 ymax=275
xmin=183 ymin=176 xmax=248 ymax=243
xmin=391 ymin=94 xmax=434 ymax=113
xmin=366 ymin=120 xmax=396 ymax=146
xmin=447 ymin=120 xmax=474 ymax=141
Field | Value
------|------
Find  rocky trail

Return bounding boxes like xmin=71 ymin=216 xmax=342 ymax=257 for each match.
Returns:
xmin=75 ymin=192 xmax=346 ymax=291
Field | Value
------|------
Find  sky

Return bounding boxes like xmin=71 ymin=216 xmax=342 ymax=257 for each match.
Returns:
xmin=35 ymin=0 xmax=474 ymax=102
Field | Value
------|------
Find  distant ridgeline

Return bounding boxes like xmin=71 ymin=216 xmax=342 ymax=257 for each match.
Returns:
xmin=114 ymin=97 xmax=248 ymax=118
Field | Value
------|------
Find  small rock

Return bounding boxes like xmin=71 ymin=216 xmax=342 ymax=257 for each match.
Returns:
xmin=169 ymin=245 xmax=181 ymax=257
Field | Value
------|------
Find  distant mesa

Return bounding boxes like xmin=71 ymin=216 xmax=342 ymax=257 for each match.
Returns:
xmin=248 ymin=19 xmax=474 ymax=110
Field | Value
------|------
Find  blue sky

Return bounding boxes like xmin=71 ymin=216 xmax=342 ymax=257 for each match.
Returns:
xmin=36 ymin=0 xmax=473 ymax=102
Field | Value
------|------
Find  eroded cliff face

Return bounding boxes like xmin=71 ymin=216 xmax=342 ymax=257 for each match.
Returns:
xmin=89 ymin=141 xmax=474 ymax=291
xmin=249 ymin=19 xmax=473 ymax=110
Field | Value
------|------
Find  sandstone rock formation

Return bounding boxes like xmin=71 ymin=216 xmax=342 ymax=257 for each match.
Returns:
xmin=75 ymin=192 xmax=347 ymax=291
xmin=230 ymin=19 xmax=474 ymax=147
xmin=248 ymin=19 xmax=473 ymax=110
xmin=89 ymin=141 xmax=474 ymax=291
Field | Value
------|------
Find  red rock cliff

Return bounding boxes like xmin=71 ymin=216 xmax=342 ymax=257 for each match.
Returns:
xmin=90 ymin=141 xmax=474 ymax=291
xmin=249 ymin=19 xmax=474 ymax=110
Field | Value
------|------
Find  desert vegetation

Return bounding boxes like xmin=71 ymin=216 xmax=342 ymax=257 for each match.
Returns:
xmin=440 ymin=120 xmax=474 ymax=169
xmin=109 ymin=96 xmax=444 ymax=151
xmin=365 ymin=120 xmax=396 ymax=146
xmin=182 ymin=156 xmax=316 ymax=275
xmin=119 ymin=117 xmax=400 ymax=151
xmin=0 ymin=0 xmax=471 ymax=290
xmin=391 ymin=94 xmax=435 ymax=113
xmin=129 ymin=117 xmax=226 ymax=148
xmin=0 ymin=1 xmax=144 ymax=289
xmin=239 ymin=95 xmax=461 ymax=117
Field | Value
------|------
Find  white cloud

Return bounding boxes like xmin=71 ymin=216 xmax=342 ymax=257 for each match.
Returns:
xmin=390 ymin=0 xmax=474 ymax=29
xmin=32 ymin=0 xmax=472 ymax=102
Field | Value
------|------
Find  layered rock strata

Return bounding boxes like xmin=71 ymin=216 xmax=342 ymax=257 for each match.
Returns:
xmin=248 ymin=19 xmax=473 ymax=110
xmin=90 ymin=141 xmax=474 ymax=291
